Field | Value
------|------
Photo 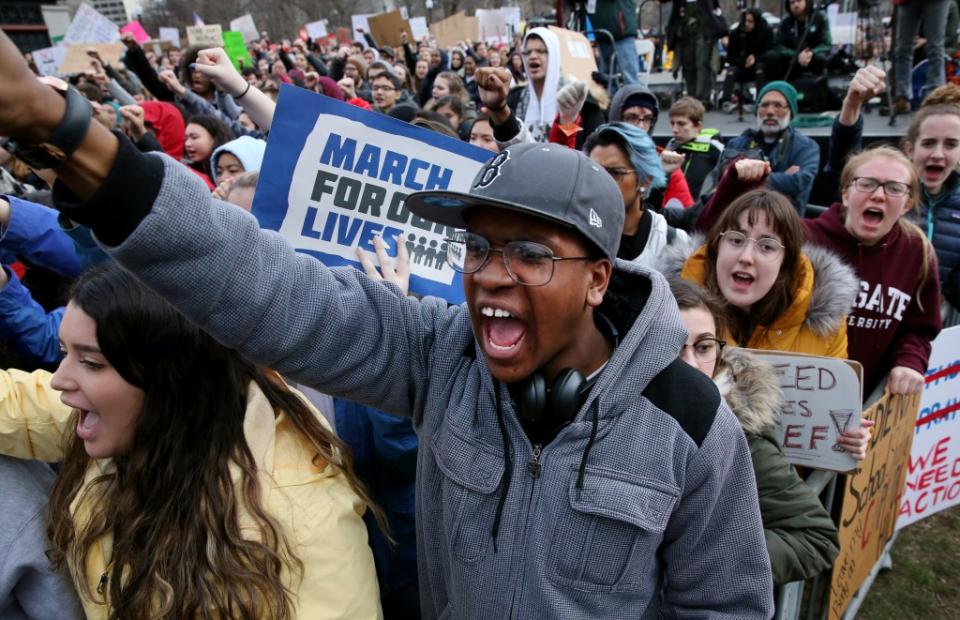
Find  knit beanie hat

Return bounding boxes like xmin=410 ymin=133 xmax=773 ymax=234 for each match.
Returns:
xmin=757 ymin=81 xmax=798 ymax=118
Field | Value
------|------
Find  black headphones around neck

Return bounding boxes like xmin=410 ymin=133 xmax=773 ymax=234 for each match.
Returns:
xmin=513 ymin=312 xmax=620 ymax=437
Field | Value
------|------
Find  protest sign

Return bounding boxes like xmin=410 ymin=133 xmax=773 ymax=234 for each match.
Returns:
xmin=187 ymin=24 xmax=223 ymax=47
xmin=120 ymin=21 xmax=150 ymax=44
xmin=829 ymin=391 xmax=920 ymax=620
xmin=549 ymin=27 xmax=609 ymax=109
xmin=230 ymin=14 xmax=258 ymax=43
xmin=476 ymin=9 xmax=509 ymax=44
xmin=222 ymin=31 xmax=254 ymax=70
xmin=409 ymin=17 xmax=429 ymax=41
xmin=253 ymin=86 xmax=492 ymax=303
xmin=306 ymin=20 xmax=328 ymax=40
xmin=501 ymin=7 xmax=522 ymax=37
xmin=368 ymin=10 xmax=413 ymax=48
xmin=336 ymin=27 xmax=352 ymax=44
xmin=63 ymin=3 xmax=118 ymax=45
xmin=32 ymin=46 xmax=66 ymax=76
xmin=351 ymin=14 xmax=375 ymax=45
xmin=59 ymin=43 xmax=124 ymax=74
xmin=897 ymin=326 xmax=960 ymax=528
xmin=159 ymin=27 xmax=180 ymax=48
xmin=431 ymin=12 xmax=478 ymax=50
xmin=752 ymin=350 xmax=862 ymax=472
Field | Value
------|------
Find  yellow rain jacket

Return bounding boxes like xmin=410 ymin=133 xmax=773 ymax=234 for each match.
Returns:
xmin=0 ymin=368 xmax=382 ymax=619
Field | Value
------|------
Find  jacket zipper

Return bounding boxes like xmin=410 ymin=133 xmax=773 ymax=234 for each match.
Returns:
xmin=527 ymin=444 xmax=543 ymax=479
xmin=508 ymin=443 xmax=546 ymax=618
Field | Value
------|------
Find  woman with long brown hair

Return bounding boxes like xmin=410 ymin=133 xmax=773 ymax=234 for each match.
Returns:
xmin=0 ymin=264 xmax=383 ymax=619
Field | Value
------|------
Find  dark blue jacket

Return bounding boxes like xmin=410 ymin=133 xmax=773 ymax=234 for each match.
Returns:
xmin=724 ymin=126 xmax=820 ymax=213
xmin=333 ymin=400 xmax=419 ymax=610
xmin=0 ymin=266 xmax=63 ymax=368
xmin=1 ymin=196 xmax=83 ymax=277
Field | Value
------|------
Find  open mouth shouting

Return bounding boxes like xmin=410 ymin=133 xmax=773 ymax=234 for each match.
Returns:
xmin=74 ymin=407 xmax=101 ymax=441
xmin=923 ymin=162 xmax=946 ymax=185
xmin=479 ymin=305 xmax=527 ymax=361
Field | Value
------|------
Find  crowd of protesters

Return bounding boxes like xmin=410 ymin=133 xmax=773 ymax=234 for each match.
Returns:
xmin=0 ymin=2 xmax=958 ymax=617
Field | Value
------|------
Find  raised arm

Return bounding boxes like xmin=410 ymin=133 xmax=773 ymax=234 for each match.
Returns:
xmin=0 ymin=368 xmax=72 ymax=462
xmin=694 ymin=159 xmax=769 ymax=232
xmin=192 ymin=48 xmax=277 ymax=132
xmin=0 ymin=196 xmax=82 ymax=277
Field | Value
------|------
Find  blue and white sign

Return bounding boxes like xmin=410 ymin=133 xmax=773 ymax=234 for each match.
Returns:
xmin=253 ymin=85 xmax=493 ymax=303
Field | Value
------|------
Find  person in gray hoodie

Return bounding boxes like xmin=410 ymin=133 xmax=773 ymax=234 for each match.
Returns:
xmin=0 ymin=36 xmax=774 ymax=615
xmin=0 ymin=456 xmax=82 ymax=619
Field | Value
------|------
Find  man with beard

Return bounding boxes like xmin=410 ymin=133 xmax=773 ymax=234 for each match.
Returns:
xmin=718 ymin=81 xmax=820 ymax=214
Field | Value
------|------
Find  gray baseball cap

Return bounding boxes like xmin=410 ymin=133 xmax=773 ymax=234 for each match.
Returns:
xmin=406 ymin=143 xmax=624 ymax=261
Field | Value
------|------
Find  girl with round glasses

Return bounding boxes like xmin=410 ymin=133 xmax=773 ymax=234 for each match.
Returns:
xmin=670 ymin=278 xmax=847 ymax=586
xmin=662 ymin=188 xmax=859 ymax=359
xmin=696 ymin=147 xmax=941 ymax=399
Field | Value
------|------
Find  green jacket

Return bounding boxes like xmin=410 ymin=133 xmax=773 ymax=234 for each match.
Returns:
xmin=774 ymin=5 xmax=832 ymax=60
xmin=715 ymin=348 xmax=840 ymax=586
xmin=590 ymin=0 xmax=638 ymax=40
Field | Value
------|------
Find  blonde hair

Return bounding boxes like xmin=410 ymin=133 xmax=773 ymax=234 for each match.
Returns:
xmin=839 ymin=145 xmax=935 ymax=309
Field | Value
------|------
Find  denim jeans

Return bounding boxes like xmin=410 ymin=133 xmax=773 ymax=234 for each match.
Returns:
xmin=600 ymin=36 xmax=640 ymax=95
xmin=894 ymin=0 xmax=950 ymax=99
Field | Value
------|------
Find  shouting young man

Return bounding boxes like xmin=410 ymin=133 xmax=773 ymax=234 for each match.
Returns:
xmin=0 ymin=31 xmax=772 ymax=618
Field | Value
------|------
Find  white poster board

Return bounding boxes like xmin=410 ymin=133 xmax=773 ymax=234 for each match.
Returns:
xmin=230 ymin=14 xmax=259 ymax=43
xmin=32 ymin=45 xmax=67 ymax=76
xmin=409 ymin=17 xmax=429 ymax=41
xmin=476 ymin=8 xmax=509 ymax=44
xmin=62 ymin=3 xmax=119 ymax=45
xmin=897 ymin=326 xmax=960 ymax=528
xmin=186 ymin=24 xmax=224 ymax=48
xmin=159 ymin=27 xmax=181 ymax=48
xmin=501 ymin=6 xmax=522 ymax=37
xmin=306 ymin=20 xmax=328 ymax=40
xmin=753 ymin=350 xmax=863 ymax=472
xmin=351 ymin=14 xmax=375 ymax=46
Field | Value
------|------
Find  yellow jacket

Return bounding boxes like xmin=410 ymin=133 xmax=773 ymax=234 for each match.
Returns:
xmin=0 ymin=369 xmax=382 ymax=619
xmin=680 ymin=243 xmax=855 ymax=359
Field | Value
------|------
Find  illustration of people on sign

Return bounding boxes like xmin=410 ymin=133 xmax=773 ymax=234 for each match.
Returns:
xmin=406 ymin=233 xmax=447 ymax=270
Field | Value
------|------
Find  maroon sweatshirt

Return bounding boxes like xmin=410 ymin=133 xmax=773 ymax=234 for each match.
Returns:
xmin=698 ymin=169 xmax=943 ymax=395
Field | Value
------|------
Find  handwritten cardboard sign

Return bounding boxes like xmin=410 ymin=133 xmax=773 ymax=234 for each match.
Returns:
xmin=32 ymin=45 xmax=67 ymax=76
xmin=58 ymin=43 xmax=124 ymax=74
xmin=252 ymin=86 xmax=493 ymax=303
xmin=62 ymin=3 xmax=118 ymax=45
xmin=753 ymin=350 xmax=863 ymax=471
xmin=548 ymin=26 xmax=608 ymax=109
xmin=829 ymin=391 xmax=921 ymax=620
xmin=186 ymin=24 xmax=223 ymax=48
xmin=897 ymin=326 xmax=960 ymax=528
xmin=367 ymin=11 xmax=412 ymax=49
xmin=431 ymin=12 xmax=478 ymax=50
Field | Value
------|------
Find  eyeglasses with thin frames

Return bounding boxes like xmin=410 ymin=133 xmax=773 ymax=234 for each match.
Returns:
xmin=718 ymin=231 xmax=785 ymax=261
xmin=445 ymin=231 xmax=591 ymax=286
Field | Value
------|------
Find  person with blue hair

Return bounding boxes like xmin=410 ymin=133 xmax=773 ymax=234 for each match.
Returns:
xmin=584 ymin=122 xmax=688 ymax=269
